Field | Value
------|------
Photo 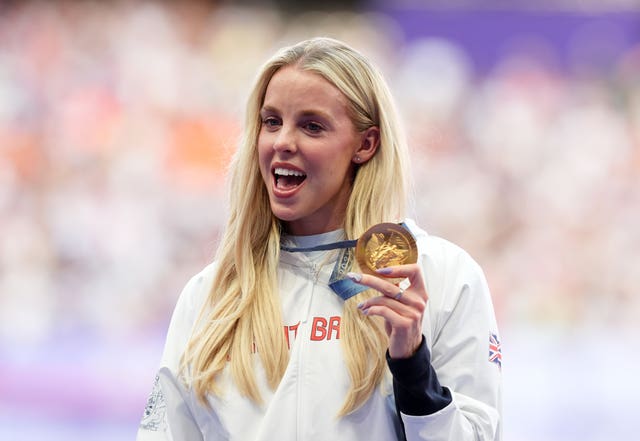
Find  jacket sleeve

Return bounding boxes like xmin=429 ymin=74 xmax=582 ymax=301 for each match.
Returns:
xmin=387 ymin=336 xmax=452 ymax=417
xmin=400 ymin=238 xmax=502 ymax=441
xmin=136 ymin=265 xmax=214 ymax=441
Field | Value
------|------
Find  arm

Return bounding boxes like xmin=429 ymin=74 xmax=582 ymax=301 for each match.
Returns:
xmin=349 ymin=242 xmax=501 ymax=440
xmin=401 ymin=246 xmax=502 ymax=441
xmin=136 ymin=265 xmax=215 ymax=441
xmin=386 ymin=336 xmax=451 ymax=416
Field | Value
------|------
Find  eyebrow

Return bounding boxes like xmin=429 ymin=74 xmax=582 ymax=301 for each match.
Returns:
xmin=260 ymin=105 xmax=277 ymax=115
xmin=260 ymin=105 xmax=334 ymax=123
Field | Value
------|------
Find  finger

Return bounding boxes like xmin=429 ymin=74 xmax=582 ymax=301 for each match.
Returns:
xmin=358 ymin=289 xmax=426 ymax=316
xmin=360 ymin=301 xmax=413 ymax=325
xmin=360 ymin=302 xmax=423 ymax=343
xmin=375 ymin=263 xmax=427 ymax=300
xmin=360 ymin=302 xmax=424 ymax=358
xmin=346 ymin=271 xmax=410 ymax=301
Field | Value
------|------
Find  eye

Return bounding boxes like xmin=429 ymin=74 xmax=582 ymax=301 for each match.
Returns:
xmin=303 ymin=121 xmax=324 ymax=134
xmin=262 ymin=116 xmax=281 ymax=129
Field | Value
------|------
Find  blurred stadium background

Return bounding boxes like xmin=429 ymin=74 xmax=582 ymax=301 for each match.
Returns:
xmin=0 ymin=0 xmax=638 ymax=439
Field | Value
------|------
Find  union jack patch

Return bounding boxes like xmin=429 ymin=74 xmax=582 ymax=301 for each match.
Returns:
xmin=489 ymin=333 xmax=502 ymax=369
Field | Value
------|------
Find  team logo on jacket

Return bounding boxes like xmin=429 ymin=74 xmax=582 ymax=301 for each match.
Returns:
xmin=489 ymin=333 xmax=502 ymax=369
xmin=140 ymin=373 xmax=167 ymax=431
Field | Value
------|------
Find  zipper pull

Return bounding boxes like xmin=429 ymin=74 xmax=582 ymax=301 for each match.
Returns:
xmin=310 ymin=263 xmax=320 ymax=283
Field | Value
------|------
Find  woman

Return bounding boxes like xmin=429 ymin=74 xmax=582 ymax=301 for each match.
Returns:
xmin=137 ymin=37 xmax=502 ymax=440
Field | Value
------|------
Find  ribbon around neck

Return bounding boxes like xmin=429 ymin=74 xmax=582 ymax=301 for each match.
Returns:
xmin=279 ymin=222 xmax=414 ymax=301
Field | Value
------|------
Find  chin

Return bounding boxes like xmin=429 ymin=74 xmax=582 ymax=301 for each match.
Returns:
xmin=270 ymin=205 xmax=300 ymax=223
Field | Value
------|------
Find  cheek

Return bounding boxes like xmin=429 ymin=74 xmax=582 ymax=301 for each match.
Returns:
xmin=315 ymin=154 xmax=353 ymax=187
xmin=257 ymin=142 xmax=271 ymax=182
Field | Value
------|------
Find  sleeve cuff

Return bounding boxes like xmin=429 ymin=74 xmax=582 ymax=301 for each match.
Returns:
xmin=386 ymin=335 xmax=452 ymax=416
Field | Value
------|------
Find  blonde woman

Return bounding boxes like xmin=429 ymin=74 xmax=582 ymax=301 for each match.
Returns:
xmin=137 ymin=37 xmax=501 ymax=441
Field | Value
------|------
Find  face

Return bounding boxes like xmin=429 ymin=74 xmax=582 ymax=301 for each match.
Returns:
xmin=258 ymin=66 xmax=372 ymax=236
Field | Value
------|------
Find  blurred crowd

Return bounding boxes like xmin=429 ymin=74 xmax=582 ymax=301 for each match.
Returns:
xmin=0 ymin=0 xmax=639 ymax=351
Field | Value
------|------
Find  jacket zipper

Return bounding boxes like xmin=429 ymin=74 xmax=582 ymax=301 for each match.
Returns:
xmin=296 ymin=261 xmax=322 ymax=440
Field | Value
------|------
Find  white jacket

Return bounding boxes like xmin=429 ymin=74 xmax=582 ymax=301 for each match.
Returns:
xmin=137 ymin=220 xmax=502 ymax=440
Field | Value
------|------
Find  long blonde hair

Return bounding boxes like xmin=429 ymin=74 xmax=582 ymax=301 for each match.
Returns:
xmin=181 ymin=37 xmax=410 ymax=415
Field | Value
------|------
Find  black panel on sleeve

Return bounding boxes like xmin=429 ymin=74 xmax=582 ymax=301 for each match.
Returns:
xmin=386 ymin=335 xmax=452 ymax=416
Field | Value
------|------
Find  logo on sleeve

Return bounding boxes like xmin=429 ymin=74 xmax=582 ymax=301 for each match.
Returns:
xmin=489 ymin=333 xmax=502 ymax=369
xmin=140 ymin=374 xmax=167 ymax=431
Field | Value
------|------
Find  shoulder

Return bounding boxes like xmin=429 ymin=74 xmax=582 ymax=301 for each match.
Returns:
xmin=404 ymin=219 xmax=491 ymax=314
xmin=404 ymin=219 xmax=483 ymax=279
xmin=159 ymin=262 xmax=217 ymax=368
xmin=404 ymin=219 xmax=498 ymax=356
xmin=177 ymin=262 xmax=218 ymax=312
xmin=168 ymin=262 xmax=218 ymax=325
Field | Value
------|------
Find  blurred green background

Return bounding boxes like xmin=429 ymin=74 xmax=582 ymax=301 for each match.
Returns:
xmin=1 ymin=1 xmax=638 ymax=440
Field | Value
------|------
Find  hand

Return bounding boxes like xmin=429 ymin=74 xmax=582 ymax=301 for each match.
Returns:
xmin=347 ymin=264 xmax=428 ymax=359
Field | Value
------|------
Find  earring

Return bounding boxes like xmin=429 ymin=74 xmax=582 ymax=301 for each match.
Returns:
xmin=354 ymin=155 xmax=361 ymax=163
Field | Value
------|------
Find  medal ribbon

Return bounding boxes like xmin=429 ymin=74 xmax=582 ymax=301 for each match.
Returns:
xmin=280 ymin=239 xmax=357 ymax=253
xmin=279 ymin=223 xmax=412 ymax=301
xmin=280 ymin=239 xmax=365 ymax=301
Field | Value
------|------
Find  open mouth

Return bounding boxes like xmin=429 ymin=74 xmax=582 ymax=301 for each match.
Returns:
xmin=274 ymin=167 xmax=307 ymax=190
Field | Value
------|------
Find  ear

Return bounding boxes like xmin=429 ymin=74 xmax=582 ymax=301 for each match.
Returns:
xmin=352 ymin=126 xmax=380 ymax=165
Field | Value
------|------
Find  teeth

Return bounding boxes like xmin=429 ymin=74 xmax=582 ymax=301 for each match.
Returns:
xmin=274 ymin=167 xmax=305 ymax=177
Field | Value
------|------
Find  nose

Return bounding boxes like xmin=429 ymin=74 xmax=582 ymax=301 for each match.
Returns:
xmin=273 ymin=124 xmax=297 ymax=153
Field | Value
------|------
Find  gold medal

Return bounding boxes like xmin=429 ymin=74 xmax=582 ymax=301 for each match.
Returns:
xmin=355 ymin=223 xmax=418 ymax=276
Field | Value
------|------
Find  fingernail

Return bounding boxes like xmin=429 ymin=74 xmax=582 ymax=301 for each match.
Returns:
xmin=346 ymin=272 xmax=362 ymax=282
xmin=360 ymin=307 xmax=370 ymax=315
xmin=357 ymin=302 xmax=365 ymax=309
xmin=376 ymin=267 xmax=392 ymax=275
